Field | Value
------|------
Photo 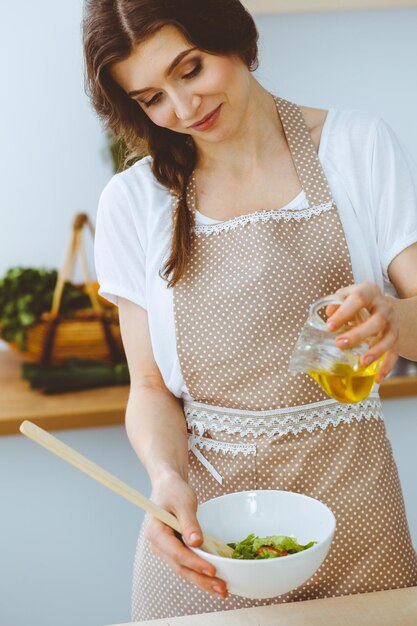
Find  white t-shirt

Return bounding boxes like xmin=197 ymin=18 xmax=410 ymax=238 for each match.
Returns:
xmin=94 ymin=108 xmax=417 ymax=400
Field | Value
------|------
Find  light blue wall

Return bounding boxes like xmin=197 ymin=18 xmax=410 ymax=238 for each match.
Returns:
xmin=0 ymin=427 xmax=150 ymax=626
xmin=255 ymin=8 xmax=417 ymax=153
xmin=0 ymin=0 xmax=113 ymax=280
xmin=1 ymin=5 xmax=417 ymax=626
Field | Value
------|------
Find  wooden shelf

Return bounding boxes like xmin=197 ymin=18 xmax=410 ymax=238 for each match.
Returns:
xmin=0 ymin=349 xmax=128 ymax=436
xmin=243 ymin=0 xmax=417 ymax=14
xmin=379 ymin=374 xmax=417 ymax=399
xmin=1 ymin=348 xmax=416 ymax=436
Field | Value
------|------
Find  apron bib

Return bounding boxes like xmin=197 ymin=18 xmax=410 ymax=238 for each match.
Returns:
xmin=131 ymin=97 xmax=417 ymax=622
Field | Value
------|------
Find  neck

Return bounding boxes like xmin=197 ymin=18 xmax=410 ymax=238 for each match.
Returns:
xmin=194 ymin=80 xmax=286 ymax=178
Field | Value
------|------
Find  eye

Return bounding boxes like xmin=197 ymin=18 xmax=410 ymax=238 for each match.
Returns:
xmin=143 ymin=93 xmax=162 ymax=108
xmin=183 ymin=61 xmax=202 ymax=80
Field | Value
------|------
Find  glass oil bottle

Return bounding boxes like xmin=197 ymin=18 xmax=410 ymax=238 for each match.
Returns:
xmin=289 ymin=296 xmax=383 ymax=404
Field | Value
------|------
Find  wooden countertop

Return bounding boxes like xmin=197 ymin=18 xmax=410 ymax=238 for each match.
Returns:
xmin=0 ymin=349 xmax=129 ymax=435
xmin=1 ymin=348 xmax=416 ymax=436
xmin=111 ymin=586 xmax=417 ymax=626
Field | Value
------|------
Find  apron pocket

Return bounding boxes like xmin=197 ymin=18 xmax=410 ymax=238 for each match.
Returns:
xmin=188 ymin=433 xmax=257 ymax=502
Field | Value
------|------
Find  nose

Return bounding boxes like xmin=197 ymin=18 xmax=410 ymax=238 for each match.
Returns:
xmin=172 ymin=92 xmax=201 ymax=122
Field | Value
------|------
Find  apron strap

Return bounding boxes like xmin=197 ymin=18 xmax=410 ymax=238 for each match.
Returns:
xmin=188 ymin=421 xmax=223 ymax=485
xmin=274 ymin=96 xmax=334 ymax=209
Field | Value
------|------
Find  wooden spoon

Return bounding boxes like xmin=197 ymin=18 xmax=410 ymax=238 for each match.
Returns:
xmin=20 ymin=420 xmax=233 ymax=558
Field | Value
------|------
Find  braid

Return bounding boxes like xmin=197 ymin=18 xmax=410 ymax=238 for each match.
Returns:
xmin=146 ymin=128 xmax=197 ymax=286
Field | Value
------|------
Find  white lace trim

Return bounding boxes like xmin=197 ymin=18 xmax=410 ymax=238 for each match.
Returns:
xmin=184 ymin=395 xmax=382 ymax=439
xmin=189 ymin=434 xmax=256 ymax=457
xmin=194 ymin=201 xmax=334 ymax=236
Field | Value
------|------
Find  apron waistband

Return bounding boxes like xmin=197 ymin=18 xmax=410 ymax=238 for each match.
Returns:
xmin=184 ymin=395 xmax=381 ymax=437
xmin=185 ymin=395 xmax=382 ymax=484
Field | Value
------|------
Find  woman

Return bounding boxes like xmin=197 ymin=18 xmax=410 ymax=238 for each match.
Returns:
xmin=83 ymin=0 xmax=417 ymax=621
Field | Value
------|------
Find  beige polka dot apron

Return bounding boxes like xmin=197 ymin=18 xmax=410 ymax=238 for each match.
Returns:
xmin=131 ymin=97 xmax=417 ymax=621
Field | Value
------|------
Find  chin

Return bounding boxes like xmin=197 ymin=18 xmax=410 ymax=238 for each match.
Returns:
xmin=196 ymin=124 xmax=236 ymax=143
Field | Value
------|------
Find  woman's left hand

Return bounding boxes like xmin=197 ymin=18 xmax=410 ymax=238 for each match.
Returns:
xmin=326 ymin=282 xmax=399 ymax=383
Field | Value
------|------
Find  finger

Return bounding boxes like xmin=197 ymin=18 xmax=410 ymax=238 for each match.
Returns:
xmin=147 ymin=520 xmax=217 ymax=577
xmin=376 ymin=350 xmax=399 ymax=383
xmin=327 ymin=291 xmax=380 ymax=331
xmin=359 ymin=331 xmax=398 ymax=367
xmin=173 ymin=505 xmax=204 ymax=548
xmin=334 ymin=312 xmax=387 ymax=349
xmin=152 ymin=483 xmax=203 ymax=547
xmin=174 ymin=565 xmax=228 ymax=598
xmin=325 ymin=303 xmax=340 ymax=318
xmin=335 ymin=283 xmax=378 ymax=302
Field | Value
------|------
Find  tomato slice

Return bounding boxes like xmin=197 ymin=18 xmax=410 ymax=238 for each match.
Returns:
xmin=256 ymin=546 xmax=288 ymax=557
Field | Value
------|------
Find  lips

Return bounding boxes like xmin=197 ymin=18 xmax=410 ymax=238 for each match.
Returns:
xmin=189 ymin=104 xmax=222 ymax=129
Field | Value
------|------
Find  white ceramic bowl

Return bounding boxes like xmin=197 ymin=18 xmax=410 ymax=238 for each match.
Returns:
xmin=189 ymin=490 xmax=336 ymax=599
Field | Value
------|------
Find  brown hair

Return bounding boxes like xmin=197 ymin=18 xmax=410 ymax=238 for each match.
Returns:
xmin=83 ymin=0 xmax=259 ymax=286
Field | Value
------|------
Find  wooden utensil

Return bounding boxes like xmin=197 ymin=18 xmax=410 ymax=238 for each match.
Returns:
xmin=19 ymin=420 xmax=233 ymax=558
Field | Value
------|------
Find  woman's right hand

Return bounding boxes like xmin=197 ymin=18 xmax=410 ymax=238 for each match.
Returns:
xmin=145 ymin=472 xmax=228 ymax=599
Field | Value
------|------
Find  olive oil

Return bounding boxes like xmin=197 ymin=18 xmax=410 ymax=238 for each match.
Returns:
xmin=307 ymin=359 xmax=382 ymax=404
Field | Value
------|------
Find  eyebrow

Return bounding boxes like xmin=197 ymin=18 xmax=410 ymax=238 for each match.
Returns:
xmin=128 ymin=47 xmax=198 ymax=97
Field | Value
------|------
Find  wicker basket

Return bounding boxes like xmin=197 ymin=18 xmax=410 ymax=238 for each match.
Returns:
xmin=10 ymin=213 xmax=124 ymax=365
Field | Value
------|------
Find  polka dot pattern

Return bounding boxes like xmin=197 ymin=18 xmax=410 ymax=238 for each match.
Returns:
xmin=131 ymin=97 xmax=417 ymax=620
xmin=276 ymin=96 xmax=333 ymax=208
xmin=132 ymin=418 xmax=417 ymax=621
xmin=173 ymin=96 xmax=353 ymax=411
xmin=174 ymin=207 xmax=353 ymax=410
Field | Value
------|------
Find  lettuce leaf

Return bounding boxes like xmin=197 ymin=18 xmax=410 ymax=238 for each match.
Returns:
xmin=227 ymin=533 xmax=317 ymax=560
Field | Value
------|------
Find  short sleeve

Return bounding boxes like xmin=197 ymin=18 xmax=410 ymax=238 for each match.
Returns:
xmin=370 ymin=118 xmax=417 ymax=285
xmin=94 ymin=175 xmax=147 ymax=309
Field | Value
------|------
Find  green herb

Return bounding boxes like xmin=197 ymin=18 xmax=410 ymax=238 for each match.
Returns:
xmin=227 ymin=533 xmax=317 ymax=560
xmin=0 ymin=267 xmax=91 ymax=350
xmin=108 ymin=133 xmax=144 ymax=173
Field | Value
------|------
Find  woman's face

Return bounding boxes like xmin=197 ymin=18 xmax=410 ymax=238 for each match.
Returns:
xmin=110 ymin=25 xmax=252 ymax=144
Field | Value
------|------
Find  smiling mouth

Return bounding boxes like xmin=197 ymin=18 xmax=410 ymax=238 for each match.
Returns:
xmin=189 ymin=104 xmax=222 ymax=129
